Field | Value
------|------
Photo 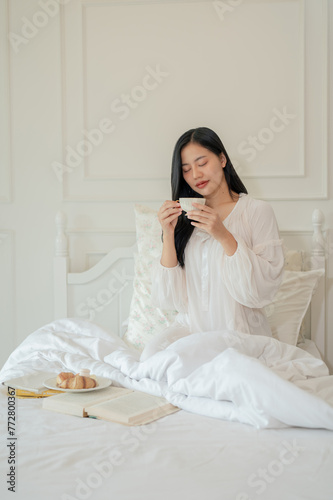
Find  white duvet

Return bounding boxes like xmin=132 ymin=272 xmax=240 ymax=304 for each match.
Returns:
xmin=1 ymin=318 xmax=333 ymax=430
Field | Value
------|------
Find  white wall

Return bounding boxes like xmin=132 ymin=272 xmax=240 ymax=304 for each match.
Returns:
xmin=1 ymin=0 xmax=332 ymax=370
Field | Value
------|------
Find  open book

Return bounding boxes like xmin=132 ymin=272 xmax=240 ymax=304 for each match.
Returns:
xmin=42 ymin=386 xmax=180 ymax=425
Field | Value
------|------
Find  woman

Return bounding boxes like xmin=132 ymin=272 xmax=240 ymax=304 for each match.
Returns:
xmin=140 ymin=127 xmax=284 ymax=361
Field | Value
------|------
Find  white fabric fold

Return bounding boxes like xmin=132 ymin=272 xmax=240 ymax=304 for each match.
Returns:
xmin=193 ymin=229 xmax=211 ymax=312
xmin=1 ymin=319 xmax=333 ymax=431
xmin=220 ymin=236 xmax=284 ymax=308
xmin=151 ymin=261 xmax=188 ymax=313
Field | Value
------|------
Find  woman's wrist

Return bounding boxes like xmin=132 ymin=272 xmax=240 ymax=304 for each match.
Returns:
xmin=161 ymin=231 xmax=178 ymax=267
xmin=217 ymin=230 xmax=238 ymax=256
xmin=162 ymin=230 xmax=175 ymax=241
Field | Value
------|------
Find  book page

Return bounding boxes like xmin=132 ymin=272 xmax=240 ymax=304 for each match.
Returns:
xmin=86 ymin=391 xmax=178 ymax=424
xmin=43 ymin=387 xmax=132 ymax=416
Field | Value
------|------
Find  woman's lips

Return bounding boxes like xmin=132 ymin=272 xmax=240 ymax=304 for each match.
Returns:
xmin=196 ymin=181 xmax=208 ymax=189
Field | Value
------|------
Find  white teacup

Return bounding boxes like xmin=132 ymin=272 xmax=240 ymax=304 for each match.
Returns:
xmin=179 ymin=198 xmax=206 ymax=213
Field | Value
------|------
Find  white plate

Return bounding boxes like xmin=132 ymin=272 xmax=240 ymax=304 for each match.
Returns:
xmin=43 ymin=376 xmax=112 ymax=393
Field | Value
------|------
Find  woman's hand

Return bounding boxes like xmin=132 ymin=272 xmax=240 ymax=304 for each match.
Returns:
xmin=158 ymin=200 xmax=182 ymax=236
xmin=187 ymin=203 xmax=238 ymax=256
xmin=186 ymin=203 xmax=226 ymax=239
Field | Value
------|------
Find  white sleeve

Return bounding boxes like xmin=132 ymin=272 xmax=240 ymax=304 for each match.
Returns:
xmin=151 ymin=261 xmax=188 ymax=312
xmin=220 ymin=201 xmax=284 ymax=308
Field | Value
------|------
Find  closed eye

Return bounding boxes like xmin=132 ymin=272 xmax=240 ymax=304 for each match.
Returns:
xmin=182 ymin=162 xmax=207 ymax=173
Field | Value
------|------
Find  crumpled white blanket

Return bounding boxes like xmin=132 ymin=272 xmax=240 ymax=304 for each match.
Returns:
xmin=0 ymin=318 xmax=333 ymax=430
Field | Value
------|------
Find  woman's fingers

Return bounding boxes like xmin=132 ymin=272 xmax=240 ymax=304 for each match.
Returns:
xmin=187 ymin=204 xmax=220 ymax=228
xmin=187 ymin=210 xmax=211 ymax=221
xmin=187 ymin=203 xmax=210 ymax=218
xmin=187 ymin=214 xmax=208 ymax=224
xmin=159 ymin=202 xmax=181 ymax=218
xmin=191 ymin=202 xmax=212 ymax=212
xmin=158 ymin=201 xmax=182 ymax=228
xmin=164 ymin=212 xmax=181 ymax=224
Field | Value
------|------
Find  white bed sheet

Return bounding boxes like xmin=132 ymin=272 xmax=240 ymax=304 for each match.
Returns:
xmin=0 ymin=386 xmax=333 ymax=500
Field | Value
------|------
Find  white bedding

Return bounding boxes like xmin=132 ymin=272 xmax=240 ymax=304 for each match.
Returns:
xmin=1 ymin=318 xmax=333 ymax=500
xmin=0 ymin=388 xmax=332 ymax=500
xmin=0 ymin=392 xmax=333 ymax=500
xmin=1 ymin=318 xmax=333 ymax=431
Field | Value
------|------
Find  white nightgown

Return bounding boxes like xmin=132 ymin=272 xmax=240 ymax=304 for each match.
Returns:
xmin=141 ymin=193 xmax=285 ymax=360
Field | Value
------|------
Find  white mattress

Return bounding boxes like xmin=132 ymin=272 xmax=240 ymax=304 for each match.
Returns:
xmin=0 ymin=386 xmax=332 ymax=500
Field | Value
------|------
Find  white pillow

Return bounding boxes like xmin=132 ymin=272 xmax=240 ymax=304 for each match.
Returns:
xmin=280 ymin=249 xmax=309 ymax=342
xmin=283 ymin=249 xmax=313 ymax=273
xmin=264 ymin=269 xmax=324 ymax=345
xmin=124 ymin=205 xmax=324 ymax=349
xmin=123 ymin=205 xmax=178 ymax=350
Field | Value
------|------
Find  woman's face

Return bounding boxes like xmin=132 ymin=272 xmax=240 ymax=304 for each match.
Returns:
xmin=181 ymin=142 xmax=226 ymax=198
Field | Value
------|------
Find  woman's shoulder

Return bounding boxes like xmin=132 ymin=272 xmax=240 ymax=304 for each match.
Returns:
xmin=239 ymin=194 xmax=276 ymax=224
xmin=241 ymin=194 xmax=274 ymax=213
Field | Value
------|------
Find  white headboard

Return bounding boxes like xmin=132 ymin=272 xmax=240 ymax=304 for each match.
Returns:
xmin=54 ymin=209 xmax=327 ymax=358
xmin=54 ymin=210 xmax=135 ymax=337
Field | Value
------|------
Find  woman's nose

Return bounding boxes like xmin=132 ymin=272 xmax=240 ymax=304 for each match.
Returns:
xmin=192 ymin=165 xmax=202 ymax=179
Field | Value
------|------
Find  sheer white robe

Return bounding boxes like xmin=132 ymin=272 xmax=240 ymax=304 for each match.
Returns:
xmin=141 ymin=194 xmax=284 ymax=360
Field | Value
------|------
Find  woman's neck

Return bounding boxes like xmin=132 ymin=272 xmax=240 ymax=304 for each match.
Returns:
xmin=206 ymin=186 xmax=237 ymax=209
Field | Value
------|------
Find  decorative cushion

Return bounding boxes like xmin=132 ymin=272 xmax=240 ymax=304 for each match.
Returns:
xmin=264 ymin=269 xmax=324 ymax=345
xmin=123 ymin=205 xmax=178 ymax=350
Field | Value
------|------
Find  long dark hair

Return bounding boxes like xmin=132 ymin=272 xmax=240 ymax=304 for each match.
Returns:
xmin=171 ymin=127 xmax=247 ymax=267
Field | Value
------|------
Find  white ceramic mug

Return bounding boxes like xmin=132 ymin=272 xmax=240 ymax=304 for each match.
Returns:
xmin=179 ymin=198 xmax=206 ymax=212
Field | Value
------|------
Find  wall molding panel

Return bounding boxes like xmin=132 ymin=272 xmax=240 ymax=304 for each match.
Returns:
xmin=58 ymin=0 xmax=328 ymax=202
xmin=0 ymin=0 xmax=13 ymax=203
xmin=0 ymin=230 xmax=15 ymax=367
xmin=67 ymin=229 xmax=136 ymax=272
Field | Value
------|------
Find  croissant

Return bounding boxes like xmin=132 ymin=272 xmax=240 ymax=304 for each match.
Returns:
xmin=56 ymin=372 xmax=75 ymax=386
xmin=59 ymin=374 xmax=97 ymax=389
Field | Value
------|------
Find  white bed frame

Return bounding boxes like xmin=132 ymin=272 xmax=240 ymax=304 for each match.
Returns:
xmin=53 ymin=209 xmax=328 ymax=359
